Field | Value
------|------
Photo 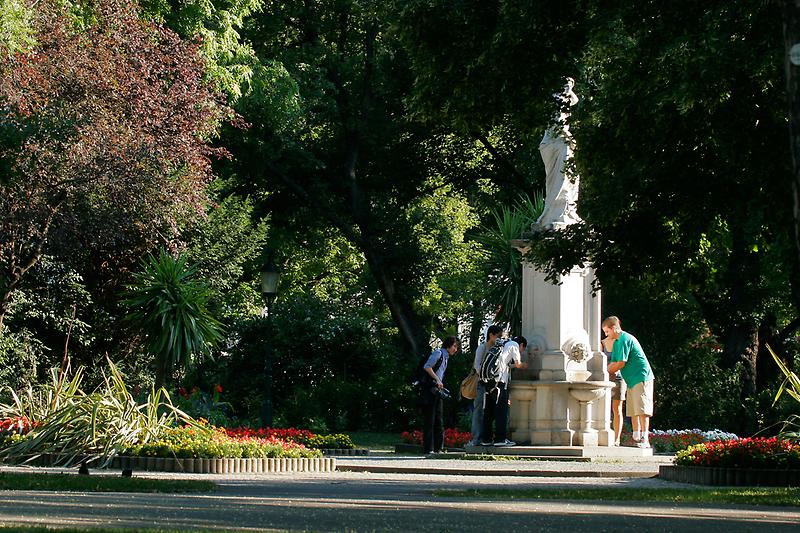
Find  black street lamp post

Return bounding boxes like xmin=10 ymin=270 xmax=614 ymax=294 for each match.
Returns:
xmin=260 ymin=261 xmax=280 ymax=428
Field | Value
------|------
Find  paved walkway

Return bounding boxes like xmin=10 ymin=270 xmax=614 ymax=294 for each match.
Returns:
xmin=0 ymin=456 xmax=798 ymax=532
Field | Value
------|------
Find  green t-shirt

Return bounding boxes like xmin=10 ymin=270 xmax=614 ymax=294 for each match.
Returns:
xmin=610 ymin=331 xmax=654 ymax=387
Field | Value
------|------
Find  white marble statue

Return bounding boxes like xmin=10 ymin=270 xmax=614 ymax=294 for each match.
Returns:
xmin=535 ymin=78 xmax=582 ymax=230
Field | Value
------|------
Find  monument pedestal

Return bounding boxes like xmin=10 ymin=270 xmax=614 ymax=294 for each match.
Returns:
xmin=509 ymin=262 xmax=614 ymax=447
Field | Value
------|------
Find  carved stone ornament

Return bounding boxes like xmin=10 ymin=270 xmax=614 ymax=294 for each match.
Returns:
xmin=568 ymin=342 xmax=590 ymax=363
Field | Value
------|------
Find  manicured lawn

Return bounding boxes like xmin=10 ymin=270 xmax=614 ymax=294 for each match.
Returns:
xmin=0 ymin=530 xmax=244 ymax=533
xmin=0 ymin=472 xmax=215 ymax=493
xmin=348 ymin=431 xmax=399 ymax=452
xmin=434 ymin=487 xmax=800 ymax=507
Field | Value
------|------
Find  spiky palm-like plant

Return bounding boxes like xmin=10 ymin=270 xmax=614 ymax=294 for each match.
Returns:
xmin=475 ymin=193 xmax=544 ymax=333
xmin=123 ymin=249 xmax=224 ymax=388
xmin=770 ymin=344 xmax=800 ymax=442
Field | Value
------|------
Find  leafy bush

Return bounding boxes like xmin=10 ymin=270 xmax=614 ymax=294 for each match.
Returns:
xmin=0 ymin=329 xmax=40 ymax=393
xmin=211 ymin=295 xmax=410 ymax=432
xmin=174 ymin=385 xmax=235 ymax=427
xmin=307 ymin=433 xmax=355 ymax=449
xmin=675 ymin=437 xmax=800 ymax=468
xmin=769 ymin=344 xmax=800 ymax=442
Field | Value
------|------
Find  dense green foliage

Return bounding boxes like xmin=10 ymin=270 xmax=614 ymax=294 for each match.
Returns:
xmin=0 ymin=0 xmax=797 ymax=438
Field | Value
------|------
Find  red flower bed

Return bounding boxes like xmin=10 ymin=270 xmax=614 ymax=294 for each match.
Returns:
xmin=675 ymin=437 xmax=800 ymax=469
xmin=225 ymin=427 xmax=315 ymax=445
xmin=0 ymin=416 xmax=36 ymax=435
xmin=400 ymin=429 xmax=471 ymax=448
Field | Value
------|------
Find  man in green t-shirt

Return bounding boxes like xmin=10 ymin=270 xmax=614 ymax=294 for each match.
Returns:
xmin=603 ymin=316 xmax=655 ymax=448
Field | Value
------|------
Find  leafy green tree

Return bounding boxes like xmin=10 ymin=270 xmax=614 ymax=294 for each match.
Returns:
xmin=223 ymin=0 xmax=491 ymax=356
xmin=387 ymin=1 xmax=800 ymax=431
xmin=183 ymin=188 xmax=269 ymax=322
xmin=0 ymin=0 xmax=229 ymax=329
xmin=123 ymin=250 xmax=224 ymax=388
xmin=392 ymin=1 xmax=585 ymax=128
xmin=566 ymin=1 xmax=791 ymax=399
xmin=0 ymin=0 xmax=35 ymax=57
xmin=139 ymin=0 xmax=264 ymax=100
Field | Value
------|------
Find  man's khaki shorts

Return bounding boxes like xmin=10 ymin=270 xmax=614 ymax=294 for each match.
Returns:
xmin=626 ymin=379 xmax=654 ymax=416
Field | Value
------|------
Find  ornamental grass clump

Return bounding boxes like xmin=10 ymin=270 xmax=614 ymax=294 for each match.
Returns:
xmin=0 ymin=359 xmax=195 ymax=467
xmin=675 ymin=437 xmax=800 ymax=469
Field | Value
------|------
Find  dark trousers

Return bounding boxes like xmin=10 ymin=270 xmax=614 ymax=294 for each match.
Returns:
xmin=422 ymin=394 xmax=444 ymax=452
xmin=482 ymin=384 xmax=509 ymax=443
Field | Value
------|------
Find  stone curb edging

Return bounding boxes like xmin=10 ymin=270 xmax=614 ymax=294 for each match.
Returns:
xmin=16 ymin=455 xmax=337 ymax=474
xmin=321 ymin=448 xmax=368 ymax=456
xmin=659 ymin=464 xmax=800 ymax=486
xmin=108 ymin=456 xmax=336 ymax=474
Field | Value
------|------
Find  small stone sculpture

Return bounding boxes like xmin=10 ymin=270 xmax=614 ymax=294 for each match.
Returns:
xmin=535 ymin=78 xmax=582 ymax=230
xmin=561 ymin=330 xmax=591 ymax=364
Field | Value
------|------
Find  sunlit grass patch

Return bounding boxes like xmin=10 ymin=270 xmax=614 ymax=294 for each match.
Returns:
xmin=0 ymin=472 xmax=215 ymax=493
xmin=434 ymin=487 xmax=800 ymax=507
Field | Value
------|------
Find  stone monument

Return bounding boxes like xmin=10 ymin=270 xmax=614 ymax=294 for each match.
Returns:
xmin=508 ymin=79 xmax=615 ymax=449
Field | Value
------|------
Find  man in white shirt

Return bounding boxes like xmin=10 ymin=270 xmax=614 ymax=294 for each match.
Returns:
xmin=479 ymin=326 xmax=528 ymax=447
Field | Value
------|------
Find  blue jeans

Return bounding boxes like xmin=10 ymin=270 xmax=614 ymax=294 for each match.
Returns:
xmin=470 ymin=382 xmax=486 ymax=445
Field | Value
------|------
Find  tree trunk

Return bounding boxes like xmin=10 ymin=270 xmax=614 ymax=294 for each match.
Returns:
xmin=468 ymin=300 xmax=484 ymax=355
xmin=721 ymin=323 xmax=759 ymax=397
xmin=361 ymin=245 xmax=430 ymax=357
xmin=755 ymin=312 xmax=785 ymax=391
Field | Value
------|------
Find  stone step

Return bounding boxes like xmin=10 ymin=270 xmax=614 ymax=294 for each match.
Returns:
xmin=464 ymin=444 xmax=655 ymax=458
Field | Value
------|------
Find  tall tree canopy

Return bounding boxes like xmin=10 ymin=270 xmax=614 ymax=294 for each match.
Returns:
xmin=220 ymin=0 xmax=496 ymax=355
xmin=390 ymin=0 xmax=797 ymax=405
xmin=572 ymin=1 xmax=791 ymax=396
xmin=0 ymin=0 xmax=229 ymax=328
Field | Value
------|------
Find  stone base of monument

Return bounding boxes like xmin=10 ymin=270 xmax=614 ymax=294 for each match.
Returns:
xmin=464 ymin=444 xmax=653 ymax=458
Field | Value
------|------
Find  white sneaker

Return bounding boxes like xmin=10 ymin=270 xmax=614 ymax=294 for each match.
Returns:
xmin=494 ymin=439 xmax=516 ymax=447
xmin=479 ymin=441 xmax=494 ymax=446
xmin=637 ymin=441 xmax=651 ymax=449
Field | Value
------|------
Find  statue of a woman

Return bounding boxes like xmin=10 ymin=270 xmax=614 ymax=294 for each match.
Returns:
xmin=535 ymin=78 xmax=582 ymax=230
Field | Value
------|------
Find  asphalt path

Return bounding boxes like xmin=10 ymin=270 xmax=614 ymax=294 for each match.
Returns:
xmin=0 ymin=469 xmax=798 ymax=532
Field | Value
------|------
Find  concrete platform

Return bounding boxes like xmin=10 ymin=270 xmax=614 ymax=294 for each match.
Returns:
xmin=334 ymin=454 xmax=671 ymax=478
xmin=464 ymin=444 xmax=653 ymax=458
